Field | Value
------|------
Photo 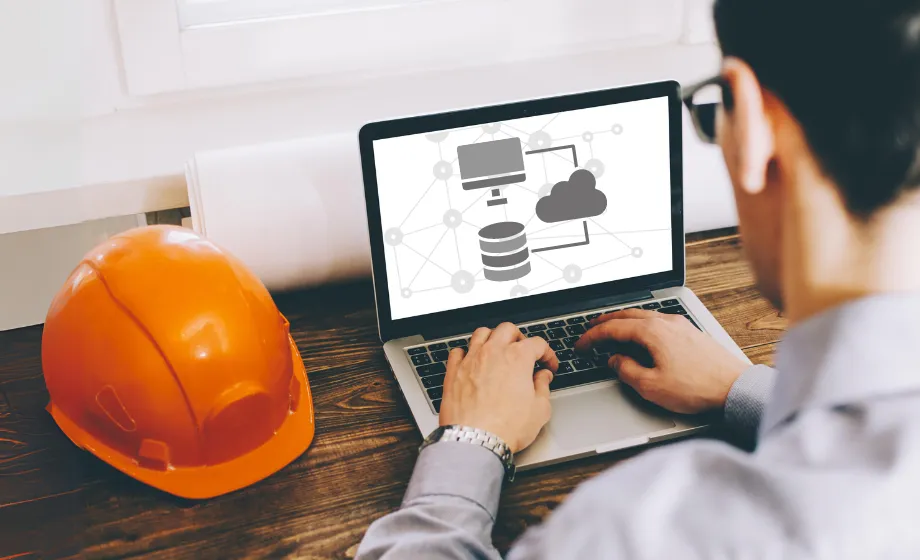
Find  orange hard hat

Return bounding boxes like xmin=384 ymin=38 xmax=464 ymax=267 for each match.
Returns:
xmin=41 ymin=226 xmax=314 ymax=499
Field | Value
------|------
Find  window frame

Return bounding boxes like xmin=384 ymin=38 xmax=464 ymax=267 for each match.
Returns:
xmin=175 ymin=0 xmax=444 ymax=29
xmin=114 ymin=0 xmax=687 ymax=96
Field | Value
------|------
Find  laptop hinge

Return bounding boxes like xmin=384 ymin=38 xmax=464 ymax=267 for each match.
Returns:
xmin=421 ymin=289 xmax=654 ymax=341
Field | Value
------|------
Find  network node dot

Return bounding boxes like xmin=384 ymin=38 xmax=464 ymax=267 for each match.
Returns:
xmin=433 ymin=160 xmax=453 ymax=180
xmin=482 ymin=123 xmax=501 ymax=134
xmin=443 ymin=209 xmax=462 ymax=229
xmin=582 ymin=131 xmax=594 ymax=142
xmin=612 ymin=124 xmax=624 ymax=135
xmin=452 ymin=270 xmax=475 ymax=294
xmin=426 ymin=131 xmax=449 ymax=142
xmin=384 ymin=227 xmax=403 ymax=246
xmin=632 ymin=247 xmax=644 ymax=258
xmin=584 ymin=158 xmax=605 ymax=179
xmin=563 ymin=264 xmax=583 ymax=284
xmin=528 ymin=130 xmax=553 ymax=151
xmin=510 ymin=285 xmax=529 ymax=297
xmin=401 ymin=288 xmax=413 ymax=298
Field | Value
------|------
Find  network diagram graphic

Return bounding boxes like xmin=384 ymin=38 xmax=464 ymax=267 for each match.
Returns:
xmin=382 ymin=112 xmax=664 ymax=305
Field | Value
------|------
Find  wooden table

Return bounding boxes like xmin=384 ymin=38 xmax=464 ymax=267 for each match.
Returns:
xmin=0 ymin=229 xmax=785 ymax=559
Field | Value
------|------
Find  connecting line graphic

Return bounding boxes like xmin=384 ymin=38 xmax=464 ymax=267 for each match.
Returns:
xmin=525 ymin=144 xmax=579 ymax=167
xmin=402 ymin=238 xmax=453 ymax=279
xmin=531 ymin=251 xmax=563 ymax=271
xmin=532 ymin=220 xmax=590 ymax=253
xmin=530 ymin=227 xmax=670 ymax=240
xmin=589 ymin=217 xmax=632 ymax=251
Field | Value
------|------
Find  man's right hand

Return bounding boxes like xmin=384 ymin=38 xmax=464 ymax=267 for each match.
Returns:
xmin=575 ymin=309 xmax=749 ymax=415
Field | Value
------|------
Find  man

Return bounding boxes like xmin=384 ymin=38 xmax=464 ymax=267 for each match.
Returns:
xmin=358 ymin=0 xmax=920 ymax=557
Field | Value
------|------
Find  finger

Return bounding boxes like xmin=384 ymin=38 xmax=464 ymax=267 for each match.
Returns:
xmin=468 ymin=327 xmax=492 ymax=353
xmin=609 ymin=354 xmax=652 ymax=389
xmin=534 ymin=369 xmax=553 ymax=400
xmin=446 ymin=346 xmax=465 ymax=373
xmin=443 ymin=347 xmax=464 ymax=393
xmin=589 ymin=308 xmax=660 ymax=327
xmin=489 ymin=322 xmax=522 ymax=346
xmin=519 ymin=336 xmax=560 ymax=372
xmin=576 ymin=318 xmax=653 ymax=353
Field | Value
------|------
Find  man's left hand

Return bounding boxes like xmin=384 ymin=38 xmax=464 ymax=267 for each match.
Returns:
xmin=439 ymin=323 xmax=560 ymax=454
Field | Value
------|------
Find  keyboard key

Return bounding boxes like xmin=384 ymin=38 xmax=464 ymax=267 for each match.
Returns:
xmin=448 ymin=339 xmax=466 ymax=347
xmin=563 ymin=336 xmax=579 ymax=348
xmin=427 ymin=387 xmax=443 ymax=400
xmin=565 ymin=324 xmax=586 ymax=336
xmin=422 ymin=374 xmax=446 ymax=388
xmin=566 ymin=316 xmax=586 ymax=324
xmin=428 ymin=342 xmax=448 ymax=351
xmin=432 ymin=399 xmax=442 ymax=413
xmin=548 ymin=320 xmax=566 ymax=328
xmin=557 ymin=362 xmax=574 ymax=374
xmin=419 ymin=362 xmax=446 ymax=376
xmin=534 ymin=363 xmax=541 ymax=372
xmin=519 ymin=327 xmax=527 ymax=334
xmin=528 ymin=324 xmax=547 ymax=332
xmin=661 ymin=299 xmax=680 ymax=307
xmin=528 ymin=332 xmax=548 ymax=340
xmin=431 ymin=350 xmax=450 ymax=362
xmin=628 ymin=306 xmax=642 ymax=310
xmin=586 ymin=313 xmax=601 ymax=320
xmin=550 ymin=367 xmax=615 ymax=391
xmin=572 ymin=359 xmax=594 ymax=371
xmin=408 ymin=347 xmax=427 ymax=355
xmin=556 ymin=349 xmax=576 ymax=361
xmin=549 ymin=339 xmax=565 ymax=351
xmin=658 ymin=305 xmax=688 ymax=315
xmin=641 ymin=302 xmax=662 ymax=310
xmin=412 ymin=354 xmax=432 ymax=366
xmin=547 ymin=328 xmax=567 ymax=339
xmin=458 ymin=346 xmax=469 ymax=354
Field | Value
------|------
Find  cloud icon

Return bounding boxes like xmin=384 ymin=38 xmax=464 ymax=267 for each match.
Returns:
xmin=535 ymin=169 xmax=607 ymax=223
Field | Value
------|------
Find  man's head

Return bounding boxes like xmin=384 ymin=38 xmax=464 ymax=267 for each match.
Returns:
xmin=712 ymin=0 xmax=920 ymax=309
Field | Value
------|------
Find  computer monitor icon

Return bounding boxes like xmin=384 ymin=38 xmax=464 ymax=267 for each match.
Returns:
xmin=456 ymin=137 xmax=526 ymax=207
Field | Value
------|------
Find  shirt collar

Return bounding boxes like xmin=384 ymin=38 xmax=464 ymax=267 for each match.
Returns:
xmin=760 ymin=291 xmax=920 ymax=437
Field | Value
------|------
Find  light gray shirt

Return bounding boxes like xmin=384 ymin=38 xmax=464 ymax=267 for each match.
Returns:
xmin=358 ymin=294 xmax=920 ymax=559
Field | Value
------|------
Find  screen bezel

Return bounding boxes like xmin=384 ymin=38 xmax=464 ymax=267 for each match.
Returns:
xmin=359 ymin=80 xmax=685 ymax=341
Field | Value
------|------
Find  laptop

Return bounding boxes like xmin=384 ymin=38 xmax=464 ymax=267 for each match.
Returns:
xmin=357 ymin=80 xmax=750 ymax=469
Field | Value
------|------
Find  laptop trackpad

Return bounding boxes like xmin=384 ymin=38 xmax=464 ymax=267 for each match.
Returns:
xmin=548 ymin=384 xmax=676 ymax=450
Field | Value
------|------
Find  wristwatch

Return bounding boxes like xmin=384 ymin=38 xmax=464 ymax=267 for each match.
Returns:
xmin=420 ymin=425 xmax=516 ymax=482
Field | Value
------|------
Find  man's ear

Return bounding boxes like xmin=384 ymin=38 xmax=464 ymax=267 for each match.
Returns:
xmin=721 ymin=57 xmax=775 ymax=195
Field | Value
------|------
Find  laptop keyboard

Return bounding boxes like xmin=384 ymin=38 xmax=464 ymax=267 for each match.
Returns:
xmin=406 ymin=298 xmax=700 ymax=414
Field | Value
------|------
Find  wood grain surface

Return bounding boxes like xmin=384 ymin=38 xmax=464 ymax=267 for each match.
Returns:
xmin=0 ymin=230 xmax=784 ymax=559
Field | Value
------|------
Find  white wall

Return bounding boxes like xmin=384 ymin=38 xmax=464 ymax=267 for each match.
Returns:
xmin=0 ymin=0 xmax=730 ymax=330
xmin=0 ymin=0 xmax=123 ymax=122
xmin=0 ymin=215 xmax=144 ymax=331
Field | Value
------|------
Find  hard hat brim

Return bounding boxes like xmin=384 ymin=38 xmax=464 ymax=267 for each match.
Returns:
xmin=49 ymin=335 xmax=315 ymax=499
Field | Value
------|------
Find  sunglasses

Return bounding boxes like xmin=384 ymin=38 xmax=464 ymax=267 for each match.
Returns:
xmin=682 ymin=75 xmax=732 ymax=144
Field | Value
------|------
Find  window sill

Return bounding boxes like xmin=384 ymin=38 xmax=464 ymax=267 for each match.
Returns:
xmin=1 ymin=42 xmax=720 ymax=234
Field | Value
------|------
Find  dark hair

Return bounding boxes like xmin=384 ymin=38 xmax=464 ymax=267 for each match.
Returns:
xmin=714 ymin=0 xmax=920 ymax=216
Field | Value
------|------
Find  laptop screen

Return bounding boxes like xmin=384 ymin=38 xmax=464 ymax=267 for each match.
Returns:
xmin=371 ymin=95 xmax=674 ymax=321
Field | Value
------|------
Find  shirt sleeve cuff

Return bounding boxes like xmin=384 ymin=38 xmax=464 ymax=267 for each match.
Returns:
xmin=724 ymin=364 xmax=777 ymax=447
xmin=403 ymin=441 xmax=505 ymax=519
